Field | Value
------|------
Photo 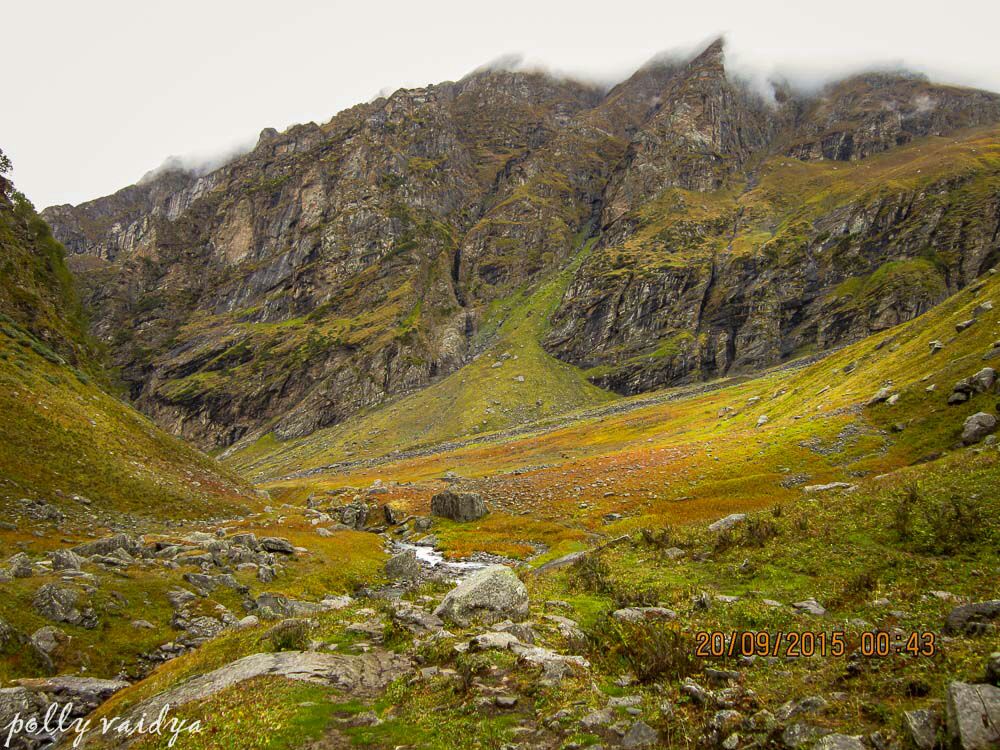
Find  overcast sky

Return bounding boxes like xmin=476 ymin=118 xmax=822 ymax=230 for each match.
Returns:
xmin=5 ymin=0 xmax=999 ymax=209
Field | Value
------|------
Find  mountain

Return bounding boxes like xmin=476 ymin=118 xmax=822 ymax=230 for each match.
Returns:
xmin=41 ymin=40 xmax=1000 ymax=459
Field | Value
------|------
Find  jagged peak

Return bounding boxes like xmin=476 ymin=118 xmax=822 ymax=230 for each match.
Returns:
xmin=687 ymin=36 xmax=726 ymax=72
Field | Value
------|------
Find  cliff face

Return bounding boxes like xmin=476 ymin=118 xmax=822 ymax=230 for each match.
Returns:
xmin=42 ymin=40 xmax=1000 ymax=449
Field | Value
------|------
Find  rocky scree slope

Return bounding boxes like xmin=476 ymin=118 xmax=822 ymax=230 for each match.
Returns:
xmin=42 ymin=40 xmax=1000 ymax=452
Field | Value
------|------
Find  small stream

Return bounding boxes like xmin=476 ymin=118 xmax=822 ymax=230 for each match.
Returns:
xmin=394 ymin=541 xmax=490 ymax=576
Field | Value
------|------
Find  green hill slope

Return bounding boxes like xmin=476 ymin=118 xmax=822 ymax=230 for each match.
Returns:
xmin=0 ymin=159 xmax=254 ymax=522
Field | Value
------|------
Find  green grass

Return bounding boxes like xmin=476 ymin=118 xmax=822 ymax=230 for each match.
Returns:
xmin=228 ymin=241 xmax=616 ymax=479
xmin=0 ymin=318 xmax=253 ymax=521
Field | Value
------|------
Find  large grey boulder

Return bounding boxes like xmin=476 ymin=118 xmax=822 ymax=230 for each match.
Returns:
xmin=621 ymin=719 xmax=660 ymax=747
xmin=260 ymin=537 xmax=295 ymax=554
xmin=6 ymin=553 xmax=34 ymax=578
xmin=946 ymin=682 xmax=1000 ymax=749
xmin=30 ymin=627 xmax=66 ymax=655
xmin=385 ymin=550 xmax=421 ymax=581
xmin=944 ymin=600 xmax=1000 ymax=635
xmin=122 ymin=650 xmax=411 ymax=725
xmin=612 ymin=607 xmax=677 ymax=623
xmin=970 ymin=367 xmax=997 ymax=393
xmin=430 ymin=490 xmax=487 ymax=522
xmin=434 ymin=565 xmax=528 ymax=626
xmin=962 ymin=412 xmax=997 ymax=445
xmin=72 ymin=533 xmax=139 ymax=558
xmin=813 ymin=735 xmax=865 ymax=750
xmin=32 ymin=584 xmax=97 ymax=629
xmin=49 ymin=549 xmax=83 ymax=571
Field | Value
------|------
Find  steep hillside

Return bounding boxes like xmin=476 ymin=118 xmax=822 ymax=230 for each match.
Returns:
xmin=548 ymin=126 xmax=1000 ymax=393
xmin=0 ymin=164 xmax=94 ymax=366
xmin=0 ymin=158 xmax=255 ymax=523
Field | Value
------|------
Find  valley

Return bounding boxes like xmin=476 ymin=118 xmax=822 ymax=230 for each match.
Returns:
xmin=1 ymin=36 xmax=999 ymax=750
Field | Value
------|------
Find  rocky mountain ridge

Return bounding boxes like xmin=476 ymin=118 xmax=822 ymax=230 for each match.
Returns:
xmin=41 ymin=39 xmax=1000 ymax=450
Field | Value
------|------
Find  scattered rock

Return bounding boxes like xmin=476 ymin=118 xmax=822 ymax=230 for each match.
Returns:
xmin=15 ymin=675 xmax=129 ymax=714
xmin=122 ymin=650 xmax=412 ymax=724
xmin=33 ymin=584 xmax=97 ymax=628
xmin=49 ymin=549 xmax=84 ymax=571
xmin=803 ymin=482 xmax=856 ymax=494
xmin=866 ymin=387 xmax=894 ymax=406
xmin=813 ymin=734 xmax=866 ymax=750
xmin=987 ymin=653 xmax=1000 ymax=686
xmin=260 ymin=537 xmax=295 ymax=554
xmin=29 ymin=626 xmax=66 ymax=655
xmin=956 ymin=319 xmax=976 ymax=332
xmin=6 ymin=553 xmax=33 ymax=578
xmin=72 ymin=534 xmax=139 ymax=558
xmin=621 ymin=720 xmax=659 ymax=747
xmin=611 ymin=607 xmax=677 ymax=623
xmin=791 ymin=598 xmax=827 ymax=616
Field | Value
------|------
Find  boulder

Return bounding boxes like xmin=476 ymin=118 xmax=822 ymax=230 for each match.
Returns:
xmin=49 ymin=549 xmax=84 ymax=571
xmin=866 ymin=386 xmax=894 ymax=406
xmin=903 ymin=708 xmax=941 ymax=750
xmin=970 ymin=367 xmax=997 ymax=393
xmin=622 ymin=720 xmax=660 ymax=747
xmin=0 ymin=687 xmax=49 ymax=749
xmin=434 ymin=565 xmax=528 ymax=626
xmin=430 ymin=490 xmax=487 ymax=522
xmin=260 ymin=537 xmax=295 ymax=554
xmin=15 ymin=675 xmax=129 ymax=714
xmin=791 ymin=598 xmax=827 ymax=616
xmin=813 ymin=735 xmax=865 ymax=750
xmin=987 ymin=652 xmax=1000 ymax=686
xmin=6 ymin=553 xmax=33 ymax=578
xmin=611 ymin=607 xmax=677 ymax=623
xmin=803 ymin=482 xmax=856 ymax=494
xmin=385 ymin=550 xmax=421 ymax=581
xmin=33 ymin=584 xmax=97 ymax=628
xmin=72 ymin=533 xmax=139 ymax=558
xmin=961 ymin=412 xmax=997 ymax=445
xmin=30 ymin=626 xmax=66 ymax=655
xmin=708 ymin=513 xmax=746 ymax=532
xmin=228 ymin=533 xmax=260 ymax=550
xmin=944 ymin=600 xmax=1000 ymax=635
xmin=946 ymin=682 xmax=1000 ymax=749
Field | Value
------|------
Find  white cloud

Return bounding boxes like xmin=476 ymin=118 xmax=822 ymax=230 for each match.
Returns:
xmin=5 ymin=0 xmax=999 ymax=209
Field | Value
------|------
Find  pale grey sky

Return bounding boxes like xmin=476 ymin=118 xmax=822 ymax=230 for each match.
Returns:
xmin=5 ymin=0 xmax=999 ymax=209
